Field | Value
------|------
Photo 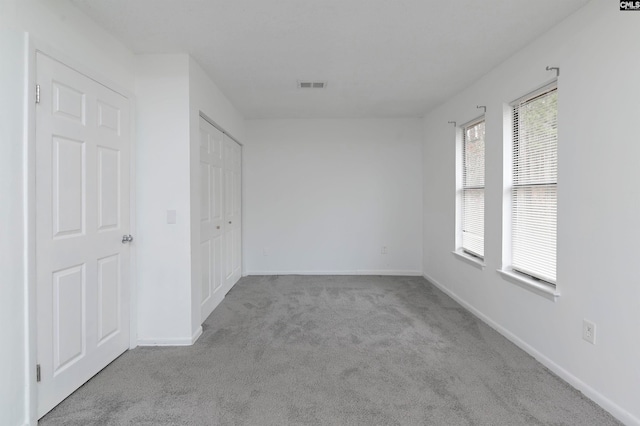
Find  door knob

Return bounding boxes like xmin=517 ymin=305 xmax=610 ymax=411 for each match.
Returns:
xmin=216 ymin=225 xmax=220 ymax=229
xmin=122 ymin=234 xmax=134 ymax=244
xmin=228 ymin=221 xmax=232 ymax=224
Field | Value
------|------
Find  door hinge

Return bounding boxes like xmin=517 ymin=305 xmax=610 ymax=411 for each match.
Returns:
xmin=35 ymin=84 xmax=40 ymax=104
xmin=36 ymin=364 xmax=41 ymax=382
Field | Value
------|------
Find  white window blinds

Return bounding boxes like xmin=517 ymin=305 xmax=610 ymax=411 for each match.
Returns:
xmin=511 ymin=83 xmax=557 ymax=284
xmin=462 ymin=119 xmax=485 ymax=258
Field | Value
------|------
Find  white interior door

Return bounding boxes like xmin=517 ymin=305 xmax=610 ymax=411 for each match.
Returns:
xmin=223 ymin=134 xmax=242 ymax=291
xmin=36 ymin=53 xmax=131 ymax=418
xmin=199 ymin=117 xmax=224 ymax=321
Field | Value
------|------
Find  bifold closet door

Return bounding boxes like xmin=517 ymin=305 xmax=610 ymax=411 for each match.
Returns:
xmin=223 ymin=134 xmax=242 ymax=291
xmin=199 ymin=117 xmax=224 ymax=321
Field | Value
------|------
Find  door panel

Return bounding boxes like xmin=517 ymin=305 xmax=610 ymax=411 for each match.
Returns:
xmin=232 ymin=143 xmax=242 ymax=281
xmin=52 ymin=81 xmax=85 ymax=122
xmin=223 ymin=135 xmax=242 ymax=290
xmin=224 ymin=168 xmax=233 ymax=219
xmin=223 ymin=140 xmax=234 ymax=284
xmin=53 ymin=264 xmax=85 ymax=371
xmin=224 ymin=221 xmax=233 ymax=281
xmin=97 ymin=254 xmax=120 ymax=344
xmin=97 ymin=147 xmax=120 ymax=231
xmin=97 ymin=101 xmax=120 ymax=134
xmin=201 ymin=240 xmax=212 ymax=303
xmin=52 ymin=136 xmax=85 ymax=237
xmin=212 ymin=235 xmax=223 ymax=291
xmin=200 ymin=163 xmax=211 ymax=224
xmin=36 ymin=53 xmax=130 ymax=418
xmin=199 ymin=117 xmax=225 ymax=321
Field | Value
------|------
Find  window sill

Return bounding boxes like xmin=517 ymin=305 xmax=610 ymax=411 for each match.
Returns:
xmin=452 ymin=250 xmax=485 ymax=270
xmin=497 ymin=269 xmax=560 ymax=302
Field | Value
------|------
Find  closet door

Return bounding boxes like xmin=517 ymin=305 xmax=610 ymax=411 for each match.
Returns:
xmin=223 ymin=134 xmax=242 ymax=291
xmin=199 ymin=117 xmax=224 ymax=321
xmin=232 ymin=141 xmax=242 ymax=282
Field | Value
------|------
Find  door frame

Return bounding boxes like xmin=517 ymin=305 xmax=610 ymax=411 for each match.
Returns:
xmin=25 ymin=36 xmax=138 ymax=423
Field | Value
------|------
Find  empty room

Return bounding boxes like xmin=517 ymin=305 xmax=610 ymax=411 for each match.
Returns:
xmin=1 ymin=0 xmax=639 ymax=424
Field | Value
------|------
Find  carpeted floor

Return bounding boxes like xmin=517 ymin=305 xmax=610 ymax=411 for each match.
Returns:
xmin=40 ymin=275 xmax=620 ymax=425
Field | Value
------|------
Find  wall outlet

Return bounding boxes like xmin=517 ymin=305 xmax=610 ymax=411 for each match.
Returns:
xmin=263 ymin=247 xmax=270 ymax=256
xmin=381 ymin=246 xmax=388 ymax=255
xmin=582 ymin=319 xmax=596 ymax=344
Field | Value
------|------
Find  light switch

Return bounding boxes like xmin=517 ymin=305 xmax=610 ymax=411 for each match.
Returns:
xmin=167 ymin=210 xmax=177 ymax=224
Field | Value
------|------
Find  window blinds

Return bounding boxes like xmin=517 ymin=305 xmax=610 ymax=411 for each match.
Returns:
xmin=512 ymin=84 xmax=557 ymax=284
xmin=462 ymin=119 xmax=485 ymax=258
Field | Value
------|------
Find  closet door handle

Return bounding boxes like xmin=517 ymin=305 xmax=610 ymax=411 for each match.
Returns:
xmin=228 ymin=221 xmax=232 ymax=224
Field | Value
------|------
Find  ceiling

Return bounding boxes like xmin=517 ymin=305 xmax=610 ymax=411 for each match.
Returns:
xmin=70 ymin=0 xmax=589 ymax=119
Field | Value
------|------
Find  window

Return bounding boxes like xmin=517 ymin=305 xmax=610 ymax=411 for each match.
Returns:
xmin=461 ymin=118 xmax=485 ymax=259
xmin=511 ymin=83 xmax=557 ymax=284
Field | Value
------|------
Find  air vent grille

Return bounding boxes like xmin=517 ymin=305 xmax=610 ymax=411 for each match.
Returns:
xmin=297 ymin=81 xmax=327 ymax=89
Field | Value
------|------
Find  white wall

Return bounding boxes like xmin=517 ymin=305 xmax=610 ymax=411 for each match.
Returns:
xmin=421 ymin=1 xmax=640 ymax=424
xmin=188 ymin=57 xmax=245 ymax=143
xmin=188 ymin=57 xmax=245 ymax=331
xmin=2 ymin=0 xmax=136 ymax=90
xmin=135 ymin=54 xmax=194 ymax=345
xmin=0 ymin=1 xmax=137 ymax=424
xmin=0 ymin=30 xmax=30 ymax=426
xmin=244 ymin=119 xmax=423 ymax=275
xmin=135 ymin=54 xmax=246 ymax=343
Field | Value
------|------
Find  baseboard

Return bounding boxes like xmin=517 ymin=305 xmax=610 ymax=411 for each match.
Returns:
xmin=357 ymin=270 xmax=423 ymax=276
xmin=422 ymin=272 xmax=640 ymax=426
xmin=246 ymin=270 xmax=423 ymax=276
xmin=137 ymin=338 xmax=193 ymax=346
xmin=191 ymin=326 xmax=203 ymax=344
xmin=137 ymin=326 xmax=203 ymax=347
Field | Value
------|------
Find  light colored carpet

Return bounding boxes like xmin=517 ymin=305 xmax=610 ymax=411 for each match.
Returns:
xmin=39 ymin=275 xmax=620 ymax=425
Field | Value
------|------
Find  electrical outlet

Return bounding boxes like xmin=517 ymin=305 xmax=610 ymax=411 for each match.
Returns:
xmin=381 ymin=246 xmax=388 ymax=255
xmin=582 ymin=319 xmax=596 ymax=344
xmin=263 ymin=247 xmax=270 ymax=256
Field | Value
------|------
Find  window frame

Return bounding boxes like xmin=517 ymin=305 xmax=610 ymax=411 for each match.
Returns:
xmin=500 ymin=80 xmax=560 ymax=299
xmin=454 ymin=115 xmax=486 ymax=267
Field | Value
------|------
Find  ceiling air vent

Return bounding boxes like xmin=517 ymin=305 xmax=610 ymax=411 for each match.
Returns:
xmin=297 ymin=81 xmax=327 ymax=89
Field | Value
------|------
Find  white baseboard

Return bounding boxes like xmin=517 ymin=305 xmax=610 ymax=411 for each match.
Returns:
xmin=357 ymin=270 xmax=423 ymax=276
xmin=246 ymin=270 xmax=423 ymax=276
xmin=422 ymin=272 xmax=639 ymax=426
xmin=191 ymin=326 xmax=203 ymax=344
xmin=137 ymin=326 xmax=203 ymax=347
